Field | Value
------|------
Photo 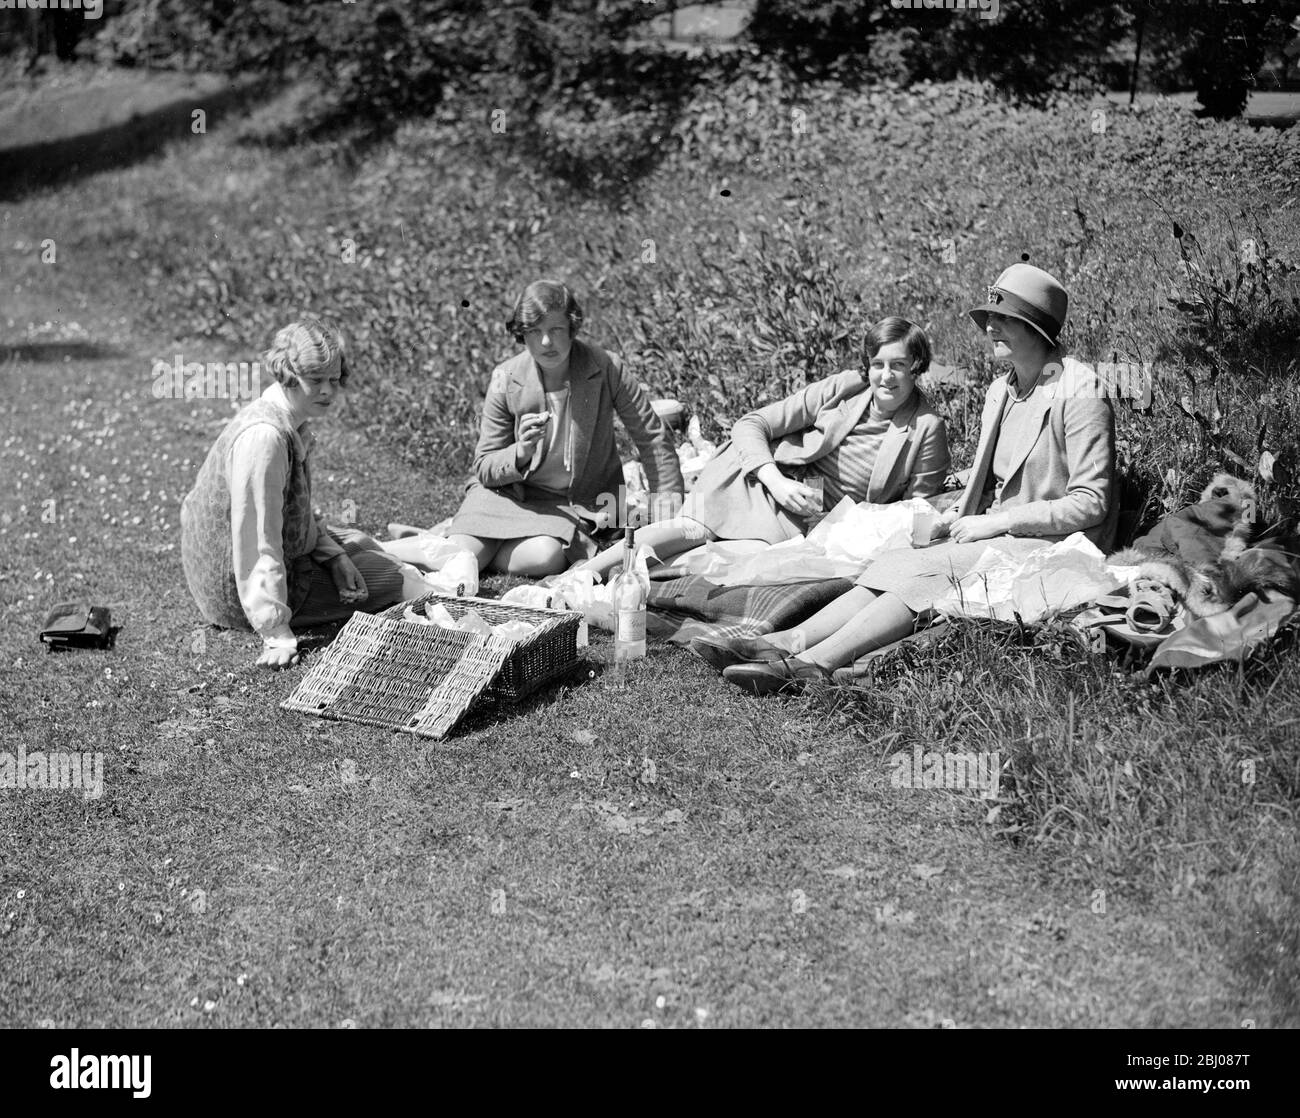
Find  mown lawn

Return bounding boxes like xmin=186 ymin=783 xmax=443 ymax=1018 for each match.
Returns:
xmin=0 ymin=68 xmax=1296 ymax=1027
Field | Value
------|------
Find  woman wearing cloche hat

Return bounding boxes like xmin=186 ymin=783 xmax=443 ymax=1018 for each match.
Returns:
xmin=707 ymin=261 xmax=1120 ymax=694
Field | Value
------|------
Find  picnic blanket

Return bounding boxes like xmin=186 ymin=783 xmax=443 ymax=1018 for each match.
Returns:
xmin=1098 ymin=501 xmax=1300 ymax=670
xmin=640 ymin=496 xmax=930 ymax=647
xmin=931 ymin=533 xmax=1136 ymax=624
xmin=675 ymin=497 xmax=931 ymax=585
xmin=646 ymin=569 xmax=854 ymax=646
xmin=1145 ymin=592 xmax=1297 ymax=671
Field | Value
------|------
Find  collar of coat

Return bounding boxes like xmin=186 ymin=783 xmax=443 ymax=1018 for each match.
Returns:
xmin=817 ymin=374 xmax=926 ymax=446
xmin=971 ymin=355 xmax=1092 ymax=495
xmin=502 ymin=339 xmax=607 ymax=487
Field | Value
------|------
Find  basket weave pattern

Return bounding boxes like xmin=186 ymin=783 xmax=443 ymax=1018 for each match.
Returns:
xmin=379 ymin=593 xmax=581 ymax=701
xmin=281 ymin=593 xmax=582 ymax=739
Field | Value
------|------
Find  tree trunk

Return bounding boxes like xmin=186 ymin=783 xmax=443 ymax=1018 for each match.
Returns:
xmin=1129 ymin=4 xmax=1147 ymax=106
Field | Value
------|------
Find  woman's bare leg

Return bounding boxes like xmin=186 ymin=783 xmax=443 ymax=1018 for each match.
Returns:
xmin=575 ymin=516 xmax=716 ymax=578
xmin=493 ymin=535 xmax=566 ymax=577
xmin=380 ymin=536 xmax=449 ymax=566
xmin=796 ymin=592 xmax=918 ymax=670
xmin=760 ymin=584 xmax=881 ymax=653
xmin=447 ymin=533 xmax=497 ymax=573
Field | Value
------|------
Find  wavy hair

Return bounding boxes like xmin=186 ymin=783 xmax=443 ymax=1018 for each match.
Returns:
xmin=506 ymin=279 xmax=583 ymax=344
xmin=263 ymin=317 xmax=350 ymax=388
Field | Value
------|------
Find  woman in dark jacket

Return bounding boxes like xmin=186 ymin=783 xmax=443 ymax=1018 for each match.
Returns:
xmin=447 ymin=279 xmax=684 ymax=576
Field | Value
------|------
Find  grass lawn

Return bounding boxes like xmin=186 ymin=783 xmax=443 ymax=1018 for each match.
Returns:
xmin=0 ymin=70 xmax=1297 ymax=1028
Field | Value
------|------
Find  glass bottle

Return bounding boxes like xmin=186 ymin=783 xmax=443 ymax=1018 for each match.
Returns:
xmin=609 ymin=525 xmax=647 ymax=685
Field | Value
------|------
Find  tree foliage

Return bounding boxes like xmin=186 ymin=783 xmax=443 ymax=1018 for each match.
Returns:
xmin=746 ymin=0 xmax=1300 ymax=115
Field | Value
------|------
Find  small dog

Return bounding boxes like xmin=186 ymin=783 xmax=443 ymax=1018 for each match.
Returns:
xmin=1203 ymin=473 xmax=1257 ymax=561
xmin=1110 ymin=473 xmax=1272 ymax=618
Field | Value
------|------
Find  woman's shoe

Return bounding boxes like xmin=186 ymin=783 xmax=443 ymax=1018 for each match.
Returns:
xmin=722 ymin=657 xmax=831 ymax=696
xmin=689 ymin=635 xmax=787 ymax=672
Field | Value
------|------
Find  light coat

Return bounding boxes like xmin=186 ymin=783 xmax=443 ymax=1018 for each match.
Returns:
xmin=957 ymin=356 xmax=1117 ymax=549
xmin=732 ymin=369 xmax=950 ymax=502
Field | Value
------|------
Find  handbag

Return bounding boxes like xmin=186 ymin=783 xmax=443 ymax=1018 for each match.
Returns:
xmin=38 ymin=602 xmax=114 ymax=650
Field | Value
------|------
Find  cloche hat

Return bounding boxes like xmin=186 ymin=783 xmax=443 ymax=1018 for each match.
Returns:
xmin=968 ymin=263 xmax=1068 ymax=346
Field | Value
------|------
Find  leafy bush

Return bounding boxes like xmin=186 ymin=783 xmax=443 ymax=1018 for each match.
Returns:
xmin=747 ymin=0 xmax=1127 ymax=98
xmin=1153 ymin=0 xmax=1300 ymax=119
xmin=748 ymin=0 xmax=1300 ymax=115
xmin=745 ymin=0 xmax=884 ymax=76
xmin=91 ymin=0 xmax=680 ymax=147
xmin=488 ymin=38 xmax=707 ymax=194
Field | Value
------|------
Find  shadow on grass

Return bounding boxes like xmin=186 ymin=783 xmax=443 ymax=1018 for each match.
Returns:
xmin=0 ymin=341 xmax=125 ymax=363
xmin=454 ymin=659 xmax=596 ymax=740
xmin=294 ymin=623 xmax=346 ymax=658
xmin=0 ymin=74 xmax=277 ymax=203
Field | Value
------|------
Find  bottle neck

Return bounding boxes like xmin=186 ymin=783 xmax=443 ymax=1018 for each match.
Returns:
xmin=617 ymin=527 xmax=646 ymax=589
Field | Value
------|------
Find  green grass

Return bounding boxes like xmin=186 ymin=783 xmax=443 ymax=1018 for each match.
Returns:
xmin=1 ymin=66 xmax=1297 ymax=1027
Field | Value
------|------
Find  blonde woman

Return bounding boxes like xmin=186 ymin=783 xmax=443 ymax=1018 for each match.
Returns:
xmin=181 ymin=318 xmax=410 ymax=668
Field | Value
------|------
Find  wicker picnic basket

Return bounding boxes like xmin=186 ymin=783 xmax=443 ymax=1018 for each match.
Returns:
xmin=280 ymin=593 xmax=583 ymax=739
xmin=380 ymin=593 xmax=582 ymax=702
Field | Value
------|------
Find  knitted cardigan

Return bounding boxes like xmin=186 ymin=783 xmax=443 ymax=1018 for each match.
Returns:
xmin=180 ymin=398 xmax=317 ymax=629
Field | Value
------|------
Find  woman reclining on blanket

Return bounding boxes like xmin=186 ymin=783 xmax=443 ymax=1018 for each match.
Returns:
xmin=574 ymin=316 xmax=952 ymax=581
xmin=698 ymin=263 xmax=1119 ymax=694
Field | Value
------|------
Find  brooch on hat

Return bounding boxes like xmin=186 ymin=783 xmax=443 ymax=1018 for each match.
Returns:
xmin=987 ymin=285 xmax=1003 ymax=304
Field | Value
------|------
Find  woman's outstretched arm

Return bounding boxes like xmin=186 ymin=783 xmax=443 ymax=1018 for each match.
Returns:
xmin=730 ymin=370 xmax=862 ymax=479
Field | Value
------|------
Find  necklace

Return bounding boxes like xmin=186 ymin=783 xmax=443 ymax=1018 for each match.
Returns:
xmin=1005 ymin=373 xmax=1040 ymax=403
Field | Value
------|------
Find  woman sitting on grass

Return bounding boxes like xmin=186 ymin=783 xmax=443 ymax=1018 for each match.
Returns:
xmin=444 ymin=279 xmax=684 ymax=577
xmin=702 ymin=263 xmax=1118 ymax=694
xmin=181 ymin=318 xmax=424 ymax=669
xmin=575 ymin=316 xmax=952 ymax=581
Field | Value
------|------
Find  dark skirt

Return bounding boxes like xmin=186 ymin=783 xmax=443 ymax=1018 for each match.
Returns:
xmin=450 ymin=483 xmax=599 ymax=561
xmin=680 ymin=441 xmax=809 ymax=545
xmin=289 ymin=528 xmax=406 ymax=629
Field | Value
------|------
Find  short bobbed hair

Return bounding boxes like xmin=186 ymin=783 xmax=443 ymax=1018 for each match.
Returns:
xmin=264 ymin=317 xmax=350 ymax=388
xmin=863 ymin=316 xmax=931 ymax=377
xmin=506 ymin=279 xmax=584 ymax=344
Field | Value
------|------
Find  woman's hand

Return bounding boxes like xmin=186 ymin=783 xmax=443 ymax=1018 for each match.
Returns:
xmin=928 ymin=508 xmax=960 ymax=542
xmin=514 ymin=411 xmax=551 ymax=469
xmin=948 ymin=512 xmax=1010 ymax=545
xmin=328 ymin=553 xmax=369 ymax=604
xmin=766 ymin=474 xmax=822 ymax=519
xmin=256 ymin=644 xmax=300 ymax=670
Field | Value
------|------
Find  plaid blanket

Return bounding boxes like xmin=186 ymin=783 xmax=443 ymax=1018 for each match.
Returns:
xmin=646 ymin=570 xmax=855 ymax=645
